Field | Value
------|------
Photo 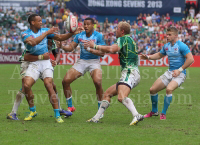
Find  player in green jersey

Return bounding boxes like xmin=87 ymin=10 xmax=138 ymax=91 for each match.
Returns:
xmin=83 ymin=21 xmax=144 ymax=125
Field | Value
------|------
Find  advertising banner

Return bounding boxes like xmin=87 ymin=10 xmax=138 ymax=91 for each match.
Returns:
xmin=65 ymin=0 xmax=184 ymax=17
xmin=1 ymin=53 xmax=199 ymax=67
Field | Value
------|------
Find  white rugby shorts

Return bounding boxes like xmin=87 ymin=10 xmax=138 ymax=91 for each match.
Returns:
xmin=25 ymin=60 xmax=54 ymax=81
xmin=72 ymin=59 xmax=101 ymax=75
xmin=160 ymin=70 xmax=186 ymax=87
xmin=117 ymin=69 xmax=140 ymax=90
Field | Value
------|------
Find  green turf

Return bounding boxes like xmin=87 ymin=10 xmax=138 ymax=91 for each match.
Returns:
xmin=0 ymin=64 xmax=200 ymax=145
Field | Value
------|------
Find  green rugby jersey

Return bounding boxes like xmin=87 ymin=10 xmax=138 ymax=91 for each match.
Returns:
xmin=116 ymin=34 xmax=138 ymax=71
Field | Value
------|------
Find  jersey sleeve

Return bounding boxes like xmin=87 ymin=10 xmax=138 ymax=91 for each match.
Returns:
xmin=97 ymin=33 xmax=106 ymax=45
xmin=160 ymin=45 xmax=166 ymax=56
xmin=73 ymin=33 xmax=80 ymax=43
xmin=44 ymin=28 xmax=55 ymax=39
xmin=115 ymin=37 xmax=122 ymax=49
xmin=21 ymin=31 xmax=31 ymax=43
xmin=180 ymin=43 xmax=191 ymax=56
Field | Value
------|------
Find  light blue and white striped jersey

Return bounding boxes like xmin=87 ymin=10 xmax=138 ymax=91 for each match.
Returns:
xmin=21 ymin=28 xmax=55 ymax=55
xmin=74 ymin=30 xmax=105 ymax=60
xmin=160 ymin=40 xmax=191 ymax=74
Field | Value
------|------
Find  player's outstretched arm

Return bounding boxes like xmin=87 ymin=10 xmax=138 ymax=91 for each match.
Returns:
xmin=140 ymin=52 xmax=164 ymax=60
xmin=172 ymin=52 xmax=194 ymax=77
xmin=53 ymin=27 xmax=84 ymax=41
xmin=59 ymin=41 xmax=78 ymax=52
xmin=24 ymin=53 xmax=50 ymax=62
xmin=24 ymin=27 xmax=58 ymax=47
xmin=83 ymin=40 xmax=120 ymax=53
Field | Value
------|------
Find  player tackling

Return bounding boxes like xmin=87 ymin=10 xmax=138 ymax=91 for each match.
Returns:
xmin=83 ymin=21 xmax=144 ymax=125
xmin=140 ymin=27 xmax=194 ymax=120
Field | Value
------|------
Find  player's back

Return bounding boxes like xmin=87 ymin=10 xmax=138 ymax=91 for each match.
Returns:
xmin=117 ymin=35 xmax=138 ymax=70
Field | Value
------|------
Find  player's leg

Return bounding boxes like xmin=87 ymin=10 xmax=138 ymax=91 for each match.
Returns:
xmin=87 ymin=84 xmax=117 ymax=122
xmin=23 ymin=76 xmax=37 ymax=121
xmin=52 ymin=80 xmax=72 ymax=117
xmin=62 ymin=67 xmax=82 ymax=112
xmin=23 ymin=63 xmax=40 ymax=121
xmin=160 ymin=73 xmax=186 ymax=120
xmin=7 ymin=62 xmax=28 ymax=120
xmin=117 ymin=84 xmax=143 ymax=125
xmin=90 ymin=68 xmax=103 ymax=110
xmin=144 ymin=74 xmax=168 ymax=118
xmin=43 ymin=69 xmax=63 ymax=123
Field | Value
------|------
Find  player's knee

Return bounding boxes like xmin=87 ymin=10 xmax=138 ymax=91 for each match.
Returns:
xmin=24 ymin=82 xmax=31 ymax=90
xmin=44 ymin=82 xmax=53 ymax=90
xmin=93 ymin=80 xmax=102 ymax=88
xmin=62 ymin=78 xmax=70 ymax=86
xmin=150 ymin=87 xmax=157 ymax=94
xmin=166 ymin=87 xmax=173 ymax=94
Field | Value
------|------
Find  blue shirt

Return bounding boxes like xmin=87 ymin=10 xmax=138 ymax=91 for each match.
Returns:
xmin=160 ymin=40 xmax=190 ymax=74
xmin=21 ymin=28 xmax=54 ymax=55
xmin=74 ymin=30 xmax=105 ymax=60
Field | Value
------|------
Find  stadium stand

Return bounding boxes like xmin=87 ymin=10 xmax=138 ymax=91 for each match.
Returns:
xmin=0 ymin=1 xmax=199 ymax=55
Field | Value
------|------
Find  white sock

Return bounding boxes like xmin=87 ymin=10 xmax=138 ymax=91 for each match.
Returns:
xmin=56 ymin=93 xmax=62 ymax=110
xmin=122 ymin=97 xmax=138 ymax=117
xmin=93 ymin=100 xmax=109 ymax=120
xmin=11 ymin=91 xmax=25 ymax=114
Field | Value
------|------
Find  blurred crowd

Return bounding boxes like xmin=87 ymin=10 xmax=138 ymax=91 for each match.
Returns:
xmin=0 ymin=1 xmax=199 ymax=55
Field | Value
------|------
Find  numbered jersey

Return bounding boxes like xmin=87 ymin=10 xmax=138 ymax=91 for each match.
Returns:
xmin=116 ymin=35 xmax=138 ymax=71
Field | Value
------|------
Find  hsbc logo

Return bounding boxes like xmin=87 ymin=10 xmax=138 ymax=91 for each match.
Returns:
xmin=100 ymin=55 xmax=113 ymax=65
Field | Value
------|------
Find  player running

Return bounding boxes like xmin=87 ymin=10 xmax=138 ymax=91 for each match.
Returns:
xmin=140 ymin=27 xmax=194 ymax=120
xmin=60 ymin=18 xmax=105 ymax=115
xmin=84 ymin=21 xmax=144 ymax=125
xmin=21 ymin=14 xmax=82 ymax=123
xmin=7 ymin=39 xmax=72 ymax=120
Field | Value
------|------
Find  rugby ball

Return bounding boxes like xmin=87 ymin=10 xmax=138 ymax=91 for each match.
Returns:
xmin=65 ymin=15 xmax=78 ymax=33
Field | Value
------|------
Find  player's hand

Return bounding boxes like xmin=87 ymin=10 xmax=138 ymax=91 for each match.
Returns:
xmin=56 ymin=41 xmax=62 ymax=48
xmin=140 ymin=54 xmax=149 ymax=60
xmin=82 ymin=40 xmax=95 ymax=48
xmin=73 ymin=26 xmax=84 ymax=35
xmin=50 ymin=59 xmax=57 ymax=67
xmin=172 ymin=70 xmax=180 ymax=77
xmin=43 ymin=53 xmax=50 ymax=60
xmin=47 ymin=27 xmax=59 ymax=35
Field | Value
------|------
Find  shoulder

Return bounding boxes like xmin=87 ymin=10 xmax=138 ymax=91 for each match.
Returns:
xmin=21 ymin=29 xmax=30 ymax=34
xmin=41 ymin=28 xmax=49 ymax=32
xmin=94 ymin=31 xmax=103 ymax=37
xmin=177 ymin=41 xmax=189 ymax=50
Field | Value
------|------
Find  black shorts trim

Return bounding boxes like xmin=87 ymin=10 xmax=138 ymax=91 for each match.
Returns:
xmin=116 ymin=82 xmax=131 ymax=90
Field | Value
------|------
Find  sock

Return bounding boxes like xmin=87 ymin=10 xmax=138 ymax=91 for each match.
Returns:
xmin=11 ymin=90 xmax=25 ymax=114
xmin=66 ymin=96 xmax=73 ymax=107
xmin=98 ymin=101 xmax=102 ymax=110
xmin=151 ymin=93 xmax=158 ymax=113
xmin=122 ymin=97 xmax=138 ymax=117
xmin=161 ymin=94 xmax=172 ymax=115
xmin=54 ymin=109 xmax=60 ymax=118
xmin=93 ymin=100 xmax=109 ymax=120
xmin=30 ymin=106 xmax=36 ymax=112
xmin=56 ymin=93 xmax=62 ymax=110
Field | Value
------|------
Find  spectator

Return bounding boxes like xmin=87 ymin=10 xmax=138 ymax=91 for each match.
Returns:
xmin=191 ymin=22 xmax=198 ymax=36
xmin=165 ymin=13 xmax=170 ymax=22
xmin=146 ymin=13 xmax=152 ymax=24
xmin=156 ymin=13 xmax=161 ymax=23
xmin=189 ymin=6 xmax=195 ymax=18
xmin=196 ymin=11 xmax=200 ymax=22
xmin=152 ymin=11 xmax=157 ymax=23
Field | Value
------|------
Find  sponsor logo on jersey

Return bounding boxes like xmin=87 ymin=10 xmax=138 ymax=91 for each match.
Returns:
xmin=165 ymin=47 xmax=168 ymax=51
xmin=22 ymin=33 xmax=27 ymax=38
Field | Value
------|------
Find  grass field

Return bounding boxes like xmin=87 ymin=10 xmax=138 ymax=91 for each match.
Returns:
xmin=0 ymin=64 xmax=200 ymax=145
